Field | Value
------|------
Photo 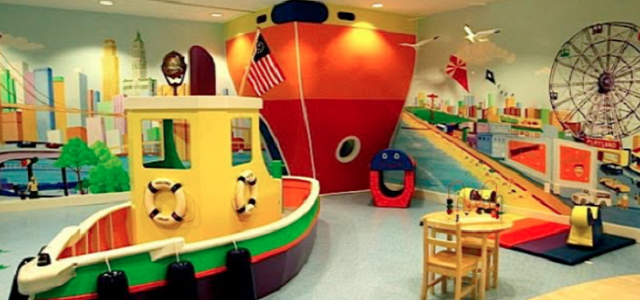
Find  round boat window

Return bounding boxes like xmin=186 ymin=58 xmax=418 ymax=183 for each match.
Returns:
xmin=336 ymin=136 xmax=361 ymax=163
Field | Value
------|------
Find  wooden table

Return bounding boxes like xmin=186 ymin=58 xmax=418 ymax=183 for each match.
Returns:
xmin=421 ymin=211 xmax=513 ymax=300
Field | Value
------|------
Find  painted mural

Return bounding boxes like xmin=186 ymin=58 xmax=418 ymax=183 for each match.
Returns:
xmin=0 ymin=4 xmax=229 ymax=200
xmin=393 ymin=0 xmax=640 ymax=228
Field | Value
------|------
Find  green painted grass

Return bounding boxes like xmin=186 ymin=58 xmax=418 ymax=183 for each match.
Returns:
xmin=407 ymin=107 xmax=470 ymax=124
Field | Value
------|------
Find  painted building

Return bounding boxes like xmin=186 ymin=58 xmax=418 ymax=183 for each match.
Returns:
xmin=9 ymin=61 xmax=28 ymax=105
xmin=2 ymin=111 xmax=23 ymax=141
xmin=552 ymin=139 xmax=599 ymax=195
xmin=97 ymin=101 xmax=115 ymax=130
xmin=504 ymin=136 xmax=553 ymax=182
xmin=92 ymin=90 xmax=101 ymax=114
xmin=106 ymin=129 xmax=123 ymax=155
xmin=488 ymin=123 xmax=512 ymax=135
xmin=122 ymin=32 xmax=157 ymax=97
xmin=0 ymin=69 xmax=17 ymax=111
xmin=101 ymin=39 xmax=120 ymax=102
xmin=113 ymin=94 xmax=126 ymax=135
xmin=66 ymin=71 xmax=89 ymax=128
xmin=67 ymin=126 xmax=87 ymax=143
xmin=22 ymin=71 xmax=37 ymax=141
xmin=477 ymin=122 xmax=490 ymax=134
xmin=34 ymin=67 xmax=54 ymax=141
xmin=466 ymin=133 xmax=478 ymax=149
xmin=47 ymin=129 xmax=62 ymax=143
xmin=53 ymin=76 xmax=67 ymax=142
xmin=477 ymin=133 xmax=511 ymax=158
xmin=477 ymin=133 xmax=492 ymax=155
xmin=87 ymin=116 xmax=106 ymax=145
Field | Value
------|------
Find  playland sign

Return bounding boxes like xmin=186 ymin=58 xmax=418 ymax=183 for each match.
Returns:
xmin=584 ymin=137 xmax=621 ymax=150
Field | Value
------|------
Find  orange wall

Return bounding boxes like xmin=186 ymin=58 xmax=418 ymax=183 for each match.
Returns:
xmin=227 ymin=23 xmax=300 ymax=100
xmin=297 ymin=23 xmax=415 ymax=100
xmin=226 ymin=23 xmax=416 ymax=101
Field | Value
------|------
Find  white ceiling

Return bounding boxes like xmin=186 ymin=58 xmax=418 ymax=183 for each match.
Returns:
xmin=0 ymin=0 xmax=503 ymax=23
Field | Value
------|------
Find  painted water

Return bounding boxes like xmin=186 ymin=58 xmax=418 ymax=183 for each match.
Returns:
xmin=389 ymin=120 xmax=483 ymax=194
xmin=1 ymin=151 xmax=277 ymax=200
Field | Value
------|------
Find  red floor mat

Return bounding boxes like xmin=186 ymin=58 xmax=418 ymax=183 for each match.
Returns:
xmin=498 ymin=218 xmax=570 ymax=248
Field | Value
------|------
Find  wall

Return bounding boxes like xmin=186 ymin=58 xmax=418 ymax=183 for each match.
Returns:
xmin=409 ymin=0 xmax=640 ymax=113
xmin=0 ymin=3 xmax=233 ymax=97
xmin=394 ymin=0 xmax=640 ymax=227
xmin=225 ymin=3 xmax=416 ymax=193
xmin=0 ymin=3 xmax=232 ymax=198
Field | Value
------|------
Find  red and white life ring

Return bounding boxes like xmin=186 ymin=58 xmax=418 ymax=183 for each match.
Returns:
xmin=235 ymin=171 xmax=258 ymax=215
xmin=144 ymin=179 xmax=186 ymax=226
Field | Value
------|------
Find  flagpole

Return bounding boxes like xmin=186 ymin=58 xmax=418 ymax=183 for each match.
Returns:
xmin=238 ymin=28 xmax=261 ymax=96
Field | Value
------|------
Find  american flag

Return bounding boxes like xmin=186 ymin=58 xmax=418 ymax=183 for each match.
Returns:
xmin=247 ymin=31 xmax=285 ymax=96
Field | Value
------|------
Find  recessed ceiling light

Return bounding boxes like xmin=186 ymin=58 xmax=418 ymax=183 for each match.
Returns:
xmin=99 ymin=0 xmax=114 ymax=6
xmin=211 ymin=13 xmax=224 ymax=17
xmin=372 ymin=3 xmax=384 ymax=8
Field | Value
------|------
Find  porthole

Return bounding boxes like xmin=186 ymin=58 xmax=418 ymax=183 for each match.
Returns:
xmin=335 ymin=136 xmax=361 ymax=163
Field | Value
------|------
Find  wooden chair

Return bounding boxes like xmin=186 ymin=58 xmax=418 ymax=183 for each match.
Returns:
xmin=421 ymin=218 xmax=486 ymax=300
xmin=462 ymin=234 xmax=499 ymax=290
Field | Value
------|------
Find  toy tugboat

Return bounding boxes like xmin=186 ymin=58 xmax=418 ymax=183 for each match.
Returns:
xmin=14 ymin=96 xmax=320 ymax=299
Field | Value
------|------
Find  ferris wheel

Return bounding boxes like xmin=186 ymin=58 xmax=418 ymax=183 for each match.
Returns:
xmin=549 ymin=22 xmax=640 ymax=142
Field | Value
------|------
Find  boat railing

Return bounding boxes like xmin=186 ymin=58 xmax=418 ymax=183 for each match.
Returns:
xmin=18 ymin=176 xmax=319 ymax=295
xmin=283 ymin=178 xmax=312 ymax=208
xmin=49 ymin=203 xmax=132 ymax=262
xmin=46 ymin=177 xmax=317 ymax=265
xmin=166 ymin=176 xmax=320 ymax=260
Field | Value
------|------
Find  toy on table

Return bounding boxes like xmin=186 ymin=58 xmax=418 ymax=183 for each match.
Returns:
xmin=369 ymin=149 xmax=416 ymax=208
xmin=446 ymin=180 xmax=466 ymax=222
xmin=456 ymin=180 xmax=503 ymax=220
xmin=567 ymin=205 xmax=603 ymax=248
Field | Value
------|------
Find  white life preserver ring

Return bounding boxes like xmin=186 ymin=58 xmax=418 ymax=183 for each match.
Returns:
xmin=144 ymin=178 xmax=187 ymax=226
xmin=235 ymin=171 xmax=258 ymax=215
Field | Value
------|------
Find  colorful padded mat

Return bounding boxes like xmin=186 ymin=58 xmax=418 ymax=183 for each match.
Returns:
xmin=497 ymin=218 xmax=636 ymax=265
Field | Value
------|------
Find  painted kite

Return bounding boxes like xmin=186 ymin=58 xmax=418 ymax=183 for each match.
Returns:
xmin=446 ymin=55 xmax=469 ymax=92
xmin=485 ymin=69 xmax=496 ymax=84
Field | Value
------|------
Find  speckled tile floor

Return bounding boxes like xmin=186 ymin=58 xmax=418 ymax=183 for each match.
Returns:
xmin=1 ymin=194 xmax=639 ymax=300
xmin=264 ymin=193 xmax=640 ymax=300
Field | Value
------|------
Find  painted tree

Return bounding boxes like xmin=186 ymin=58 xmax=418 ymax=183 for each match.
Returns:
xmin=54 ymin=138 xmax=97 ymax=194
xmin=89 ymin=141 xmax=130 ymax=194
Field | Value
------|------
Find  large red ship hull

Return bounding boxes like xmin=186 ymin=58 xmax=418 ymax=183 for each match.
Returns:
xmin=227 ymin=21 xmax=416 ymax=193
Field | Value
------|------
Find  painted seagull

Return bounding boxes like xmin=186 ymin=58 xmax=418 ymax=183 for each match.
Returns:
xmin=399 ymin=36 xmax=440 ymax=50
xmin=464 ymin=24 xmax=501 ymax=43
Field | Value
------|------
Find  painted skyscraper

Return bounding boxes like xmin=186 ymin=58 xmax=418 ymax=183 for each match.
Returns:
xmin=66 ymin=70 xmax=89 ymax=128
xmin=123 ymin=32 xmax=156 ymax=96
xmin=10 ymin=61 xmax=28 ymax=105
xmin=0 ymin=69 xmax=17 ymax=111
xmin=34 ymin=68 xmax=54 ymax=141
xmin=132 ymin=31 xmax=146 ymax=79
xmin=102 ymin=39 xmax=120 ymax=102
xmin=53 ymin=76 xmax=67 ymax=141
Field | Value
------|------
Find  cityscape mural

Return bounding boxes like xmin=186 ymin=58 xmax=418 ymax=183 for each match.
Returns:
xmin=0 ymin=3 xmax=230 ymax=199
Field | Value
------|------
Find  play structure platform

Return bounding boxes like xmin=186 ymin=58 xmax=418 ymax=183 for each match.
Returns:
xmin=13 ymin=96 xmax=320 ymax=300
